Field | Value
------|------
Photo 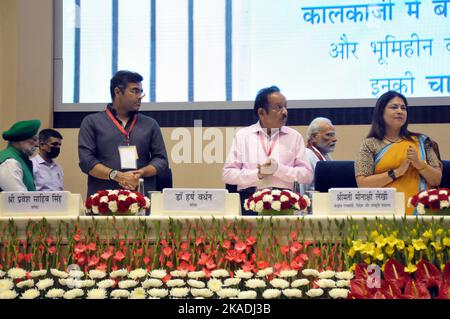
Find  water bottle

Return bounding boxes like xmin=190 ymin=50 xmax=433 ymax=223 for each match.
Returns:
xmin=137 ymin=178 xmax=146 ymax=216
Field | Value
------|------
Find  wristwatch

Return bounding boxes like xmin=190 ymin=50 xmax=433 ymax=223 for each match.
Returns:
xmin=387 ymin=169 xmax=397 ymax=181
xmin=109 ymin=169 xmax=119 ymax=181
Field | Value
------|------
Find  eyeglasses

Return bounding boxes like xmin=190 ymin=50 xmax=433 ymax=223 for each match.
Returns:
xmin=269 ymin=104 xmax=287 ymax=112
xmin=129 ymin=88 xmax=146 ymax=98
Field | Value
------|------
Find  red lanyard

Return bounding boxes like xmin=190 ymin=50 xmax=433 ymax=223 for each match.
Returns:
xmin=258 ymin=131 xmax=279 ymax=157
xmin=105 ymin=108 xmax=137 ymax=144
xmin=308 ymin=144 xmax=326 ymax=161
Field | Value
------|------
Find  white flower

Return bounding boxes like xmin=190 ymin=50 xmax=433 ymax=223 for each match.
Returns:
xmin=109 ymin=190 xmax=119 ymax=195
xmin=79 ymin=279 xmax=96 ymax=288
xmin=190 ymin=288 xmax=213 ymax=298
xmin=108 ymin=201 xmax=118 ymax=213
xmin=328 ymin=288 xmax=349 ymax=299
xmin=207 ymin=279 xmax=223 ymax=292
xmin=50 ymin=269 xmax=68 ymax=278
xmin=187 ymin=279 xmax=205 ymax=289
xmin=235 ymin=269 xmax=253 ymax=279
xmin=429 ymin=194 xmax=439 ymax=202
xmin=142 ymin=278 xmax=163 ymax=289
xmin=118 ymin=195 xmax=128 ymax=201
xmin=271 ymin=201 xmax=281 ymax=211
xmin=291 ymin=279 xmax=309 ymax=288
xmin=20 ymin=289 xmax=40 ymax=299
xmin=316 ymin=279 xmax=336 ymax=289
xmin=129 ymin=287 xmax=146 ymax=299
xmin=270 ymin=278 xmax=289 ymax=289
xmin=306 ymin=288 xmax=324 ymax=298
xmin=129 ymin=203 xmax=140 ymax=214
xmin=63 ymin=288 xmax=84 ymax=299
xmin=217 ymin=288 xmax=240 ymax=298
xmin=0 ymin=271 xmax=5 ymax=278
xmin=256 ymin=267 xmax=273 ymax=277
xmin=279 ymin=270 xmax=298 ymax=278
xmin=170 ymin=287 xmax=189 ymax=298
xmin=118 ymin=280 xmax=138 ymax=289
xmin=439 ymin=189 xmax=448 ymax=196
xmin=150 ymin=269 xmax=167 ymax=279
xmin=110 ymin=289 xmax=130 ymax=299
xmin=303 ymin=195 xmax=311 ymax=207
xmin=129 ymin=192 xmax=137 ymax=199
xmin=16 ymin=279 xmax=34 ymax=289
xmin=280 ymin=195 xmax=289 ymax=202
xmin=128 ymin=268 xmax=147 ymax=280
xmin=318 ymin=271 xmax=335 ymax=279
xmin=336 ymin=280 xmax=351 ymax=288
xmin=262 ymin=194 xmax=273 ymax=203
xmin=245 ymin=279 xmax=266 ymax=289
xmin=335 ymin=271 xmax=354 ymax=280
xmin=211 ymin=269 xmax=230 ymax=278
xmin=110 ymin=268 xmax=128 ymax=278
xmin=29 ymin=270 xmax=47 ymax=278
xmin=170 ymin=270 xmax=187 ymax=278
xmin=148 ymin=288 xmax=169 ymax=298
xmin=254 ymin=201 xmax=264 ymax=213
xmin=237 ymin=290 xmax=257 ymax=299
xmin=440 ymin=200 xmax=450 ymax=209
xmin=302 ymin=269 xmax=319 ymax=277
xmin=187 ymin=270 xmax=205 ymax=279
xmin=46 ymin=288 xmax=65 ymax=299
xmin=418 ymin=191 xmax=428 ymax=199
xmin=68 ymin=270 xmax=84 ymax=278
xmin=249 ymin=201 xmax=256 ymax=211
xmin=97 ymin=279 xmax=116 ymax=289
xmin=417 ymin=203 xmax=426 ymax=215
xmin=92 ymin=206 xmax=99 ymax=214
xmin=7 ymin=267 xmax=27 ymax=279
xmin=291 ymin=192 xmax=300 ymax=200
xmin=283 ymin=288 xmax=302 ymax=298
xmin=224 ymin=278 xmax=241 ymax=287
xmin=271 ymin=189 xmax=281 ymax=196
xmin=99 ymin=195 xmax=108 ymax=203
xmin=0 ymin=279 xmax=14 ymax=291
xmin=293 ymin=202 xmax=300 ymax=210
xmin=36 ymin=278 xmax=54 ymax=290
xmin=87 ymin=288 xmax=107 ymax=299
xmin=262 ymin=289 xmax=281 ymax=299
xmin=0 ymin=290 xmax=17 ymax=299
xmin=166 ymin=279 xmax=186 ymax=287
xmin=88 ymin=270 xmax=107 ymax=280
xmin=253 ymin=190 xmax=263 ymax=198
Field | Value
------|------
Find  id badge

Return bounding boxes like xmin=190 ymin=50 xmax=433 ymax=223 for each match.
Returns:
xmin=119 ymin=145 xmax=138 ymax=169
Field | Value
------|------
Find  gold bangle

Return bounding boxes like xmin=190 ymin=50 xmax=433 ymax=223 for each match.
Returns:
xmin=418 ymin=161 xmax=428 ymax=171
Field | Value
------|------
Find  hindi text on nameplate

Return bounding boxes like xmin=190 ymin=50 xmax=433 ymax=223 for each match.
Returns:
xmin=163 ymin=189 xmax=227 ymax=212
xmin=329 ymin=188 xmax=396 ymax=211
xmin=2 ymin=191 xmax=68 ymax=212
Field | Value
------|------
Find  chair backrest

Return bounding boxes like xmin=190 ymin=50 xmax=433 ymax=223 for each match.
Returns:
xmin=314 ymin=161 xmax=357 ymax=192
xmin=225 ymin=184 xmax=238 ymax=193
xmin=156 ymin=168 xmax=173 ymax=191
xmin=440 ymin=160 xmax=450 ymax=189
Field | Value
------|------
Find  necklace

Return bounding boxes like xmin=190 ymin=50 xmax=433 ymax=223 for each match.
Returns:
xmin=384 ymin=136 xmax=402 ymax=143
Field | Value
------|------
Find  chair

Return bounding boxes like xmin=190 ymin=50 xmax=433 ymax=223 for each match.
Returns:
xmin=156 ymin=168 xmax=173 ymax=191
xmin=225 ymin=183 xmax=238 ymax=193
xmin=440 ymin=160 xmax=450 ymax=188
xmin=314 ymin=161 xmax=357 ymax=192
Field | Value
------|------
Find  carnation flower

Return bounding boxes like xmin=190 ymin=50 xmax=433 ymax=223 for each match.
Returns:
xmin=150 ymin=269 xmax=167 ymax=279
xmin=190 ymin=288 xmax=214 ymax=298
xmin=36 ymin=278 xmax=54 ymax=290
xmin=318 ymin=271 xmax=335 ymax=279
xmin=207 ymin=279 xmax=223 ymax=292
xmin=306 ymin=288 xmax=324 ymax=298
xmin=110 ymin=269 xmax=128 ymax=278
xmin=68 ymin=270 xmax=84 ymax=278
xmin=302 ymin=269 xmax=319 ymax=277
xmin=328 ymin=288 xmax=349 ymax=299
xmin=88 ymin=270 xmax=107 ymax=280
xmin=142 ymin=279 xmax=163 ymax=289
xmin=50 ymin=269 xmax=68 ymax=278
xmin=335 ymin=271 xmax=354 ymax=280
xmin=256 ymin=267 xmax=273 ymax=277
xmin=46 ymin=288 xmax=65 ymax=299
xmin=78 ymin=279 xmax=96 ymax=288
xmin=291 ymin=279 xmax=310 ymax=288
xmin=0 ymin=290 xmax=18 ymax=299
xmin=0 ymin=271 xmax=5 ymax=278
xmin=187 ymin=279 xmax=206 ymax=289
xmin=336 ymin=280 xmax=351 ymax=288
xmin=283 ymin=288 xmax=302 ymax=298
xmin=187 ymin=270 xmax=205 ymax=279
xmin=148 ymin=288 xmax=169 ymax=298
xmin=235 ymin=269 xmax=253 ymax=279
xmin=316 ymin=279 xmax=336 ymax=289
xmin=63 ymin=288 xmax=84 ymax=299
xmin=170 ymin=270 xmax=187 ymax=278
xmin=224 ymin=278 xmax=241 ymax=287
xmin=245 ymin=279 xmax=266 ymax=289
xmin=110 ymin=289 xmax=130 ymax=299
xmin=279 ymin=270 xmax=298 ymax=278
xmin=97 ymin=279 xmax=116 ymax=289
xmin=237 ymin=290 xmax=257 ymax=299
xmin=170 ymin=287 xmax=189 ymax=298
xmin=128 ymin=268 xmax=147 ymax=280
xmin=217 ymin=288 xmax=240 ymax=298
xmin=7 ymin=267 xmax=27 ymax=279
xmin=87 ymin=288 xmax=107 ymax=299
xmin=166 ymin=279 xmax=186 ymax=287
xmin=0 ymin=279 xmax=14 ymax=291
xmin=211 ymin=269 xmax=230 ymax=278
xmin=20 ymin=289 xmax=40 ymax=299
xmin=270 ymin=278 xmax=290 ymax=289
xmin=16 ymin=279 xmax=34 ymax=289
xmin=262 ymin=289 xmax=281 ymax=299
xmin=29 ymin=270 xmax=47 ymax=278
xmin=129 ymin=287 xmax=146 ymax=299
xmin=118 ymin=280 xmax=139 ymax=289
xmin=86 ymin=189 xmax=150 ymax=215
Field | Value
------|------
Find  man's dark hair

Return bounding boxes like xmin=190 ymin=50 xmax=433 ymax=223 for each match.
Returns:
xmin=367 ymin=90 xmax=415 ymax=140
xmin=253 ymin=86 xmax=281 ymax=116
xmin=110 ymin=70 xmax=144 ymax=100
xmin=39 ymin=129 xmax=63 ymax=144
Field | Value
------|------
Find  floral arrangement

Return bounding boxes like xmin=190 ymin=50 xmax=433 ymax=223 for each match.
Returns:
xmin=407 ymin=188 xmax=450 ymax=215
xmin=85 ymin=189 xmax=150 ymax=215
xmin=244 ymin=188 xmax=310 ymax=215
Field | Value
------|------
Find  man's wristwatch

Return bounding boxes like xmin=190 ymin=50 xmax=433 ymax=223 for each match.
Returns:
xmin=109 ymin=169 xmax=119 ymax=181
xmin=387 ymin=169 xmax=397 ymax=181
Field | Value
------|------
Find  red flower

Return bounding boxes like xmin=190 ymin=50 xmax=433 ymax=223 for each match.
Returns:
xmin=234 ymin=241 xmax=246 ymax=253
xmin=88 ymin=255 xmax=99 ymax=267
xmin=245 ymin=236 xmax=257 ymax=246
xmin=222 ymin=240 xmax=231 ymax=250
xmin=101 ymin=250 xmax=113 ymax=260
xmin=290 ymin=241 xmax=303 ymax=254
xmin=113 ymin=250 xmax=125 ymax=262
xmin=415 ymin=259 xmax=442 ymax=288
xmin=403 ymin=279 xmax=431 ymax=299
xmin=162 ymin=246 xmax=173 ymax=257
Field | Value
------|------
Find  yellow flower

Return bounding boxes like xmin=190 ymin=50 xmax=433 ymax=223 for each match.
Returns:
xmin=364 ymin=257 xmax=371 ymax=265
xmin=411 ymin=229 xmax=417 ymax=237
xmin=412 ymin=239 xmax=427 ymax=251
xmin=381 ymin=263 xmax=385 ymax=272
xmin=396 ymin=240 xmax=405 ymax=250
xmin=404 ymin=263 xmax=417 ymax=273
xmin=435 ymin=228 xmax=444 ymax=236
xmin=375 ymin=235 xmax=387 ymax=248
xmin=386 ymin=235 xmax=398 ymax=247
xmin=422 ymin=229 xmax=433 ymax=239
xmin=370 ymin=230 xmax=379 ymax=239
xmin=348 ymin=247 xmax=356 ymax=258
xmin=349 ymin=264 xmax=357 ymax=272
xmin=385 ymin=245 xmax=395 ymax=256
xmin=431 ymin=242 xmax=442 ymax=252
xmin=443 ymin=237 xmax=450 ymax=247
xmin=374 ymin=248 xmax=384 ymax=261
xmin=407 ymin=245 xmax=415 ymax=261
xmin=363 ymin=243 xmax=375 ymax=256
xmin=352 ymin=240 xmax=366 ymax=251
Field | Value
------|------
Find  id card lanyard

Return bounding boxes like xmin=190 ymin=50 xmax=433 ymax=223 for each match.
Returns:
xmin=258 ymin=131 xmax=279 ymax=159
xmin=105 ymin=108 xmax=138 ymax=145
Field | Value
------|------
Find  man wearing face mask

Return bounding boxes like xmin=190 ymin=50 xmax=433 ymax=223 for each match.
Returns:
xmin=31 ymin=129 xmax=64 ymax=191
xmin=298 ymin=117 xmax=337 ymax=193
xmin=0 ymin=120 xmax=41 ymax=191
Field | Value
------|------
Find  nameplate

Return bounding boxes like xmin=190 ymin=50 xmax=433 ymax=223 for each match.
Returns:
xmin=2 ymin=191 xmax=68 ymax=212
xmin=329 ymin=188 xmax=396 ymax=211
xmin=163 ymin=189 xmax=226 ymax=212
